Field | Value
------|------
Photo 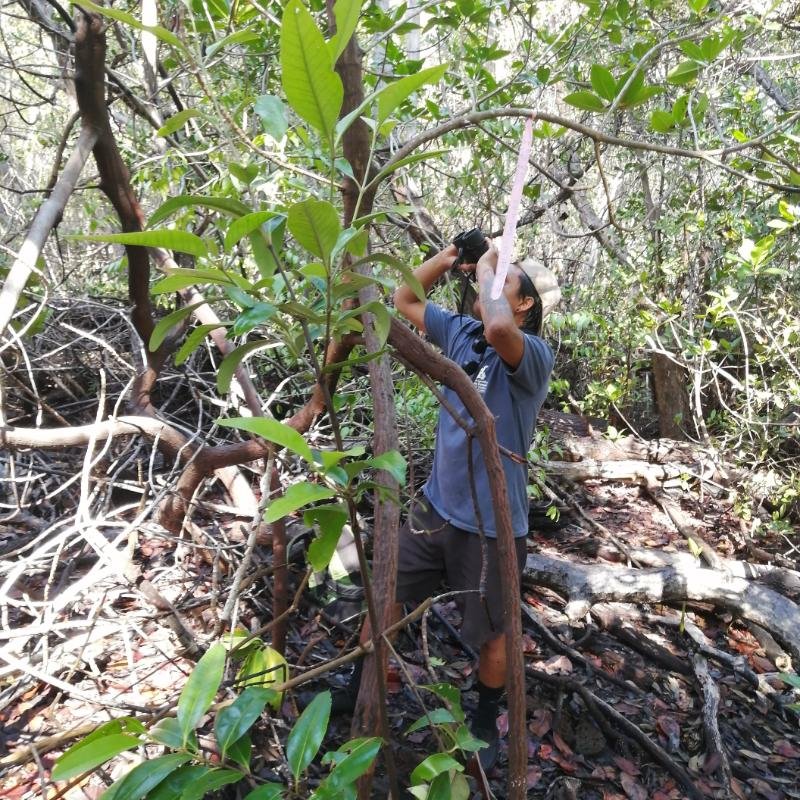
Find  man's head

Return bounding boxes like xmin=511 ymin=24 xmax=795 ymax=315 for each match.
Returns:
xmin=473 ymin=259 xmax=560 ymax=336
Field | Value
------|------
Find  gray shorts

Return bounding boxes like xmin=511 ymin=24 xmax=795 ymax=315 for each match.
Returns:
xmin=395 ymin=501 xmax=527 ymax=650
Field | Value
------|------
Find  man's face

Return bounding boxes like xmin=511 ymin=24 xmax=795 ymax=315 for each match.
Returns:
xmin=473 ymin=263 xmax=530 ymax=322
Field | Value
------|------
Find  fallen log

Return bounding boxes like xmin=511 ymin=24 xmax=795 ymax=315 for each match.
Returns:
xmin=524 ymin=552 xmax=800 ymax=661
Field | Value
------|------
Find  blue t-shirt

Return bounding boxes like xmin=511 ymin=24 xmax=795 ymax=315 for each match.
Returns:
xmin=422 ymin=303 xmax=554 ymax=538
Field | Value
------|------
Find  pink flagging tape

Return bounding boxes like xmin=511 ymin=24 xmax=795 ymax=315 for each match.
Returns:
xmin=491 ymin=116 xmax=534 ymax=300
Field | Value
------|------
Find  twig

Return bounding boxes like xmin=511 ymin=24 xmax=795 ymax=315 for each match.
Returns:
xmin=692 ymin=653 xmax=733 ymax=792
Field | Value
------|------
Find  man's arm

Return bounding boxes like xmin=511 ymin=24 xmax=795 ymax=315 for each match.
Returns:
xmin=393 ymin=243 xmax=458 ymax=332
xmin=474 ymin=243 xmax=526 ymax=368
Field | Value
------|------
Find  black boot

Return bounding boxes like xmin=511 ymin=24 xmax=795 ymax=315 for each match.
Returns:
xmin=470 ymin=681 xmax=502 ymax=771
xmin=330 ymin=657 xmax=363 ymax=714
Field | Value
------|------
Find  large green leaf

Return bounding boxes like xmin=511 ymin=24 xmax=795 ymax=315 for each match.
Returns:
xmin=667 ymin=60 xmax=701 ymax=85
xmin=215 ymin=688 xmax=273 ymax=758
xmin=369 ymin=450 xmax=407 ymax=485
xmin=148 ymin=717 xmax=198 ymax=751
xmin=176 ymin=643 xmax=226 ymax=745
xmin=563 ymin=90 xmax=605 ymax=112
xmin=589 ymin=65 xmax=616 ymax=101
xmin=148 ymin=195 xmax=250 ymax=226
xmin=410 ymin=753 xmax=463 ymax=785
xmin=376 ymin=65 xmax=447 ymax=124
xmin=264 ymin=483 xmax=337 ymax=523
xmin=151 ymin=267 xmax=237 ymax=294
xmin=406 ymin=708 xmax=457 ymax=733
xmin=304 ymin=504 xmax=348 ymax=571
xmin=216 ymin=339 xmax=278 ymax=395
xmin=316 ymin=737 xmax=381 ymax=795
xmin=225 ymin=212 xmax=279 ymax=252
xmin=146 ymin=767 xmax=209 ymax=800
xmin=236 ymin=646 xmax=287 ymax=701
xmin=286 ymin=691 xmax=331 ymax=779
xmin=254 ymin=95 xmax=289 ymax=142
xmin=175 ymin=323 xmax=229 ymax=366
xmin=71 ymin=230 xmax=207 ymax=258
xmin=287 ymin=199 xmax=342 ymax=265
xmin=149 ymin=302 xmax=203 ymax=352
xmin=350 ymin=252 xmax=425 ymax=301
xmin=328 ymin=0 xmax=362 ymax=62
xmin=280 ymin=0 xmax=343 ymax=144
xmin=157 ymin=109 xmax=201 ymax=138
xmin=103 ymin=753 xmax=192 ymax=800
xmin=52 ymin=734 xmax=141 ymax=781
xmin=218 ymin=416 xmax=314 ymax=462
xmin=181 ymin=768 xmax=244 ymax=800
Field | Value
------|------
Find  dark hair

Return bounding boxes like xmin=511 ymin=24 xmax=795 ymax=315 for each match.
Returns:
xmin=517 ymin=269 xmax=543 ymax=336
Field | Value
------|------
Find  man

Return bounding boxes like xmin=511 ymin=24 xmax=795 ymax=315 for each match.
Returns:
xmin=342 ymin=238 xmax=559 ymax=770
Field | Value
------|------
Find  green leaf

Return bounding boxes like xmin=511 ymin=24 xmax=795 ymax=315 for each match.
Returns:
xmin=369 ymin=450 xmax=406 ymax=485
xmin=563 ymin=90 xmax=605 ymax=112
xmin=619 ymin=84 xmax=662 ymax=108
xmin=426 ymin=772 xmax=453 ymax=800
xmin=236 ymin=646 xmax=287 ymax=700
xmin=205 ymin=29 xmax=261 ymax=59
xmin=779 ymin=672 xmax=800 ymax=689
xmin=406 ymin=708 xmax=456 ymax=734
xmin=303 ymin=504 xmax=348 ymax=570
xmin=319 ymin=737 xmax=381 ymax=792
xmin=227 ymin=732 xmax=252 ymax=772
xmin=328 ymin=0 xmax=362 ymax=62
xmin=215 ymin=688 xmax=273 ymax=758
xmin=104 ymin=753 xmax=192 ymax=800
xmin=216 ymin=339 xmax=275 ymax=394
xmin=231 ymin=302 xmax=277 ymax=336
xmin=264 ymin=483 xmax=337 ymax=524
xmin=688 ymin=0 xmax=709 ymax=12
xmin=175 ymin=323 xmax=228 ymax=366
xmin=288 ymin=199 xmax=342 ymax=264
xmin=244 ymin=785 xmax=285 ymax=800
xmin=650 ymin=109 xmax=675 ymax=133
xmin=70 ymin=230 xmax=207 ymax=258
xmin=74 ymin=0 xmax=185 ymax=52
xmin=157 ymin=109 xmax=201 ymax=138
xmin=51 ymin=734 xmax=140 ymax=782
xmin=376 ymin=65 xmax=447 ymax=125
xmin=177 ymin=643 xmax=226 ymax=746
xmin=148 ymin=195 xmax=250 ymax=226
xmin=149 ymin=717 xmax=198 ymax=751
xmin=180 ymin=769 xmax=243 ymax=800
xmin=371 ymin=149 xmax=449 ymax=186
xmin=358 ymin=301 xmax=392 ymax=347
xmin=219 ymin=416 xmax=314 ymax=463
xmin=152 ymin=267 xmax=236 ymax=294
xmin=678 ymin=41 xmax=705 ymax=61
xmin=331 ymin=227 xmax=366 ymax=263
xmin=225 ymin=212 xmax=279 ymax=252
xmin=149 ymin=302 xmax=202 ymax=352
xmin=410 ymin=753 xmax=463 ymax=785
xmin=254 ymin=95 xmax=289 ymax=142
xmin=667 ymin=60 xmax=701 ymax=85
xmin=589 ymin=65 xmax=616 ymax=101
xmin=280 ymin=0 xmax=344 ymax=144
xmin=286 ymin=691 xmax=331 ymax=779
xmin=146 ymin=767 xmax=209 ymax=800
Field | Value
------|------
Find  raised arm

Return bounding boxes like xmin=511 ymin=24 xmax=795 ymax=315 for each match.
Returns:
xmin=392 ymin=243 xmax=458 ymax=332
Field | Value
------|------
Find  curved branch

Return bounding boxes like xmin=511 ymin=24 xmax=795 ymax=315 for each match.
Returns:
xmin=369 ymin=107 xmax=800 ymax=196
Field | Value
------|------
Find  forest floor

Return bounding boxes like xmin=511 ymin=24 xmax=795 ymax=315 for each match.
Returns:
xmin=1 ymin=301 xmax=799 ymax=800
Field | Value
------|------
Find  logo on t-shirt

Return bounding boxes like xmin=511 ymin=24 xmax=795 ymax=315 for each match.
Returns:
xmin=474 ymin=365 xmax=489 ymax=395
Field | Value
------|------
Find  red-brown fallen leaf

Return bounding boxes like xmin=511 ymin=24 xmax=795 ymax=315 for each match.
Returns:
xmin=592 ymin=766 xmax=616 ymax=781
xmin=613 ymin=756 xmax=641 ymax=776
xmin=774 ymin=739 xmax=800 ymax=758
xmin=539 ymin=743 xmax=553 ymax=760
xmin=553 ymin=731 xmax=573 ymax=756
xmin=601 ymin=792 xmax=627 ymax=800
xmin=727 ymin=636 xmax=759 ymax=656
xmin=748 ymin=778 xmax=781 ymax=800
xmin=749 ymin=654 xmax=775 ymax=673
xmin=522 ymin=633 xmax=538 ymax=654
xmin=613 ymin=701 xmax=640 ymax=715
xmin=656 ymin=715 xmax=681 ymax=751
xmin=620 ymin=772 xmax=648 ymax=800
xmin=529 ymin=708 xmax=552 ymax=737
xmin=549 ymin=750 xmax=577 ymax=773
xmin=540 ymin=655 xmax=573 ymax=674
xmin=496 ymin=711 xmax=509 ymax=737
xmin=730 ymin=778 xmax=748 ymax=800
xmin=702 ymin=751 xmax=722 ymax=775
xmin=526 ymin=766 xmax=543 ymax=789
